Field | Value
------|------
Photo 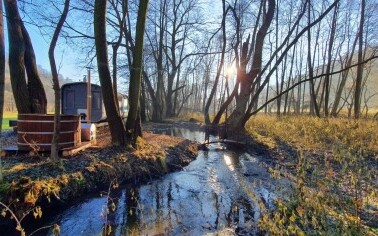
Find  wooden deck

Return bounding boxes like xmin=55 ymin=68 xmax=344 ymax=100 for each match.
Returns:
xmin=1 ymin=142 xmax=93 ymax=157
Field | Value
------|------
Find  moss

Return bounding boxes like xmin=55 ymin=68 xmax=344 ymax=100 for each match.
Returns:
xmin=0 ymin=182 xmax=10 ymax=197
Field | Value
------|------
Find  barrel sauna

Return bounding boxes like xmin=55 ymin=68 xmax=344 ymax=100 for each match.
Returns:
xmin=17 ymin=114 xmax=81 ymax=151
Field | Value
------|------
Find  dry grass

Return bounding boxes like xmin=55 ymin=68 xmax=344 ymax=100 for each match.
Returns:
xmin=177 ymin=112 xmax=205 ymax=122
xmin=245 ymin=114 xmax=378 ymax=154
xmin=246 ymin=115 xmax=378 ymax=234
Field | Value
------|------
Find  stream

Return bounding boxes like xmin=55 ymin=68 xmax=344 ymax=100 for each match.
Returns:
xmin=53 ymin=126 xmax=291 ymax=235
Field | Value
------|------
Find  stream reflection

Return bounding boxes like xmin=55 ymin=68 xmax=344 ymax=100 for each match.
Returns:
xmin=54 ymin=126 xmax=290 ymax=235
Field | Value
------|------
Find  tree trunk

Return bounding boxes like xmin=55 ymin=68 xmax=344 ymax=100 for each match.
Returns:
xmin=153 ymin=77 xmax=165 ymax=121
xmin=204 ymin=0 xmax=227 ymax=124
xmin=94 ymin=0 xmax=125 ymax=145
xmin=173 ymin=66 xmax=182 ymax=115
xmin=151 ymin=0 xmax=167 ymax=122
xmin=354 ymin=0 xmax=365 ymax=119
xmin=22 ymin=24 xmax=47 ymax=114
xmin=126 ymin=0 xmax=149 ymax=144
xmin=166 ymin=69 xmax=177 ymax=117
xmin=142 ymin=70 xmax=158 ymax=120
xmin=48 ymin=0 xmax=70 ymax=162
xmin=323 ymin=4 xmax=338 ymax=116
xmin=4 ymin=0 xmax=47 ymax=114
xmin=228 ymin=0 xmax=275 ymax=128
xmin=0 ymin=0 xmax=5 ymax=132
xmin=111 ymin=3 xmax=125 ymax=104
xmin=0 ymin=0 xmax=5 ymax=183
xmin=331 ymin=7 xmax=358 ymax=117
xmin=140 ymin=79 xmax=147 ymax=122
xmin=4 ymin=0 xmax=31 ymax=114
xmin=112 ymin=45 xmax=119 ymax=105
xmin=307 ymin=1 xmax=320 ymax=117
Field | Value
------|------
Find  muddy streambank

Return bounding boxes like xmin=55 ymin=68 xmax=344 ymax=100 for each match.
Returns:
xmin=0 ymin=128 xmax=198 ymax=233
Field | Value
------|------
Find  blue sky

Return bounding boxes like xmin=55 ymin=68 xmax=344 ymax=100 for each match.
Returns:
xmin=26 ymin=26 xmax=84 ymax=81
xmin=4 ymin=20 xmax=85 ymax=82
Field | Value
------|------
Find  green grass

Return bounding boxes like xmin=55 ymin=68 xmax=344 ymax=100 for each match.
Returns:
xmin=1 ymin=112 xmax=17 ymax=131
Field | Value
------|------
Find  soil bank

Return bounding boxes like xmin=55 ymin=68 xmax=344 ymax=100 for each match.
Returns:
xmin=0 ymin=128 xmax=198 ymax=225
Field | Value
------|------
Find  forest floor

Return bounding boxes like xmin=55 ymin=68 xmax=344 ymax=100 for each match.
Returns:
xmin=0 ymin=124 xmax=198 ymax=233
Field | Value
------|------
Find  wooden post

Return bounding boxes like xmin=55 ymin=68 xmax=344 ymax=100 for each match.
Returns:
xmin=86 ymin=67 xmax=91 ymax=123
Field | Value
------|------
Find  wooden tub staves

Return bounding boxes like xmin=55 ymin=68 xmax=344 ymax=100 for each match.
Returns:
xmin=17 ymin=114 xmax=81 ymax=151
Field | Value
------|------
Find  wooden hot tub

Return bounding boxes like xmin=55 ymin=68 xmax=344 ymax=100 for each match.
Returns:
xmin=17 ymin=114 xmax=81 ymax=151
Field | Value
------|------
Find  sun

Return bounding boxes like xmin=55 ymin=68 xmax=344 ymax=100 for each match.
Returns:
xmin=226 ymin=63 xmax=236 ymax=77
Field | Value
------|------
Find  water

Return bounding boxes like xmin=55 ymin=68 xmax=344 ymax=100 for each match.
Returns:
xmin=53 ymin=126 xmax=291 ymax=235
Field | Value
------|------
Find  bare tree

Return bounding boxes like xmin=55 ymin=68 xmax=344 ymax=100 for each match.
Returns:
xmin=49 ymin=0 xmax=71 ymax=162
xmin=222 ymin=0 xmax=276 ymax=127
xmin=354 ymin=0 xmax=365 ymax=119
xmin=204 ymin=0 xmax=228 ymax=124
xmin=94 ymin=0 xmax=126 ymax=145
xmin=125 ymin=0 xmax=149 ymax=143
xmin=307 ymin=1 xmax=320 ymax=117
xmin=323 ymin=3 xmax=339 ymax=117
xmin=0 ymin=0 xmax=5 ymax=132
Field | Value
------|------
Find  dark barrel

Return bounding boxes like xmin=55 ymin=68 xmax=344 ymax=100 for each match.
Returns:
xmin=17 ymin=114 xmax=81 ymax=151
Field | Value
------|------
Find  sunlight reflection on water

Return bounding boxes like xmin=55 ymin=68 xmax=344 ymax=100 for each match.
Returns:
xmin=54 ymin=126 xmax=291 ymax=236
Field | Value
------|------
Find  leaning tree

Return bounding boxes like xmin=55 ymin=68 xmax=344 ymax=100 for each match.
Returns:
xmin=94 ymin=0 xmax=126 ymax=145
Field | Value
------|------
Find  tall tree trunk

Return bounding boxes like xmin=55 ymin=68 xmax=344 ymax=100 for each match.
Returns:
xmin=172 ymin=66 xmax=182 ymax=115
xmin=0 ymin=0 xmax=5 ymax=131
xmin=354 ymin=0 xmax=365 ymax=119
xmin=151 ymin=0 xmax=167 ymax=122
xmin=94 ymin=0 xmax=125 ymax=145
xmin=275 ymin=1 xmax=281 ymax=116
xmin=4 ymin=0 xmax=47 ymax=114
xmin=111 ymin=1 xmax=126 ymax=103
xmin=4 ymin=0 xmax=30 ymax=114
xmin=307 ymin=1 xmax=320 ymax=117
xmin=166 ymin=69 xmax=177 ymax=118
xmin=126 ymin=0 xmax=149 ymax=144
xmin=0 ymin=0 xmax=5 ymax=183
xmin=228 ymin=0 xmax=275 ymax=128
xmin=112 ymin=45 xmax=119 ymax=103
xmin=323 ymin=5 xmax=338 ymax=116
xmin=140 ymin=80 xmax=147 ymax=122
xmin=22 ymin=24 xmax=47 ymax=114
xmin=204 ymin=0 xmax=227 ymax=124
xmin=331 ymin=35 xmax=358 ymax=117
xmin=48 ymin=0 xmax=70 ymax=162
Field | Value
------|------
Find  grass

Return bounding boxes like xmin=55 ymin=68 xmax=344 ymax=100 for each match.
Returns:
xmin=177 ymin=112 xmax=205 ymax=122
xmin=245 ymin=114 xmax=378 ymax=153
xmin=178 ymin=111 xmax=227 ymax=123
xmin=1 ymin=112 xmax=17 ymax=131
xmin=245 ymin=115 xmax=378 ymax=235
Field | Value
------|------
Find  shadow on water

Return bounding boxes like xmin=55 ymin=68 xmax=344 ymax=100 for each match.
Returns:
xmin=52 ymin=125 xmax=291 ymax=235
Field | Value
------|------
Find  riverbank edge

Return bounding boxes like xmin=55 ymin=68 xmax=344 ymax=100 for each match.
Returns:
xmin=0 ymin=133 xmax=198 ymax=225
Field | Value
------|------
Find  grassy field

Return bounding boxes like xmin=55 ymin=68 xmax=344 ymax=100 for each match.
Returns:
xmin=246 ymin=114 xmax=378 ymax=152
xmin=245 ymin=115 xmax=378 ymax=235
xmin=1 ymin=112 xmax=17 ymax=131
